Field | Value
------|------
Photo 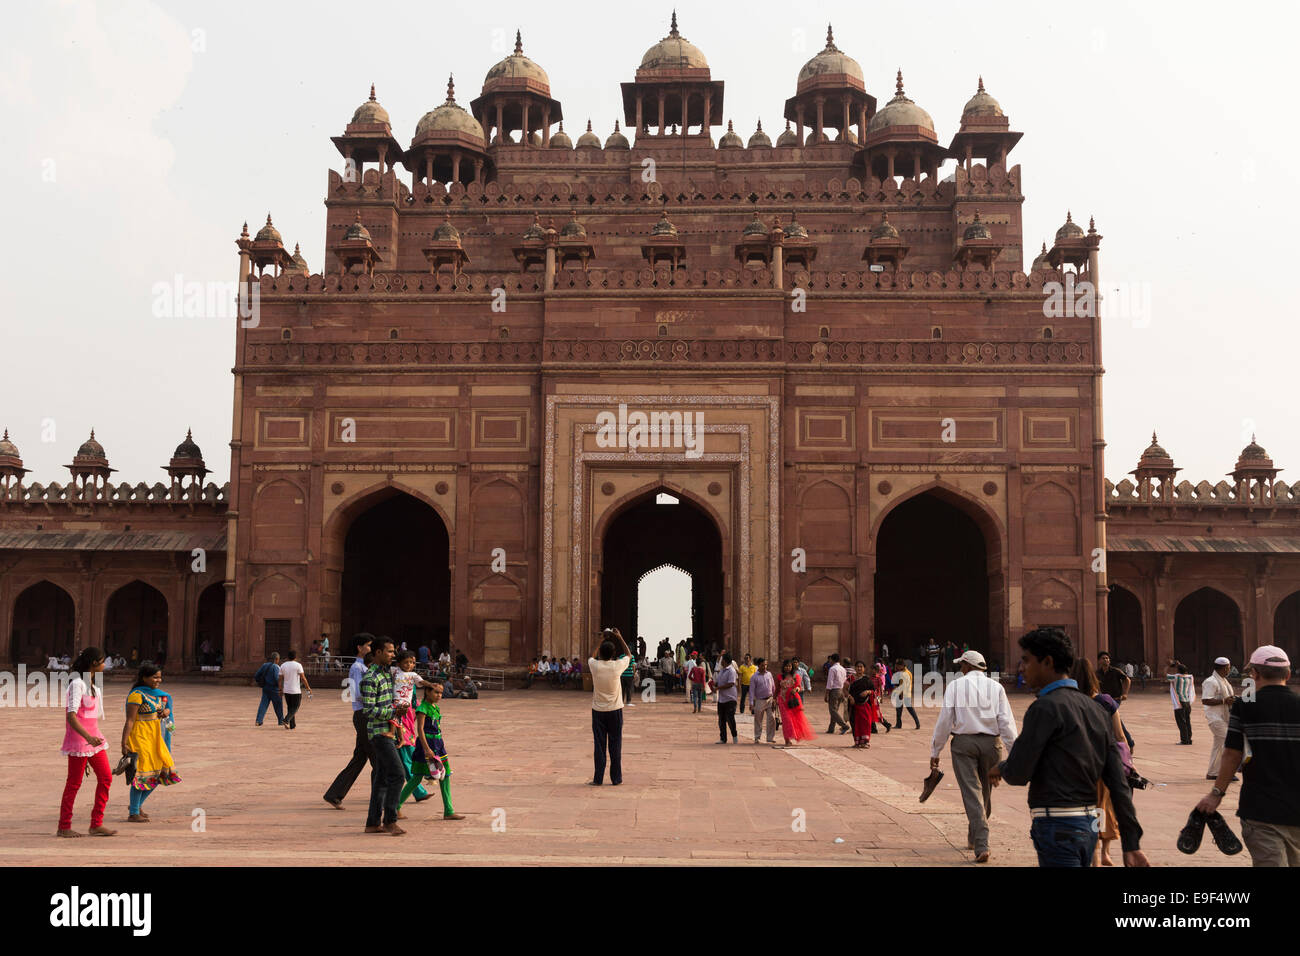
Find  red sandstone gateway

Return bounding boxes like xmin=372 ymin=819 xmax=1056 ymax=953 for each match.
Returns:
xmin=1 ymin=18 xmax=1297 ymax=678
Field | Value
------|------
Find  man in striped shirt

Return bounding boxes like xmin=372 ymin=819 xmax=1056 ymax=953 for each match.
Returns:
xmin=1167 ymin=660 xmax=1195 ymax=745
xmin=361 ymin=637 xmax=407 ymax=835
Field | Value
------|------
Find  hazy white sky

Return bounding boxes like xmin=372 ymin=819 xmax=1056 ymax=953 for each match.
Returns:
xmin=2 ymin=0 xmax=1296 ymax=495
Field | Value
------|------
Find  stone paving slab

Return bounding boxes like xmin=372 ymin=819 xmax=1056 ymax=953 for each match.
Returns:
xmin=0 ymin=682 xmax=1250 ymax=866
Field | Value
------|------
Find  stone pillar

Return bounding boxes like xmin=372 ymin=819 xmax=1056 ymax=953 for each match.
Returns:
xmin=796 ymin=105 xmax=805 ymax=145
xmin=635 ymin=95 xmax=643 ymax=137
xmin=544 ymin=245 xmax=556 ymax=292
xmin=542 ymin=107 xmax=550 ymax=146
xmin=841 ymin=100 xmax=850 ymax=140
xmin=522 ymin=103 xmax=530 ymax=145
xmin=814 ymin=96 xmax=825 ymax=144
xmin=495 ymin=102 xmax=504 ymax=144
xmin=657 ymin=92 xmax=665 ymax=132
xmin=451 ymin=152 xmax=461 ymax=184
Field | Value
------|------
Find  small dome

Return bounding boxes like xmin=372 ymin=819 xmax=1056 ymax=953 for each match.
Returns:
xmin=433 ymin=215 xmax=461 ymax=242
xmin=559 ymin=210 xmax=586 ymax=239
xmin=640 ymin=12 xmax=708 ymax=71
xmin=866 ymin=70 xmax=935 ymax=135
xmin=743 ymin=213 xmax=768 ymax=237
xmin=576 ymin=119 xmax=601 ymax=149
xmin=287 ymin=243 xmax=310 ymax=274
xmin=172 ymin=429 xmax=203 ymax=461
xmin=797 ymin=26 xmax=864 ymax=89
xmin=963 ymin=211 xmax=992 ymax=241
xmin=776 ymin=119 xmax=799 ymax=147
xmin=522 ymin=214 xmax=547 ymax=241
xmin=604 ymin=120 xmax=630 ymax=150
xmin=719 ymin=120 xmax=743 ymax=149
xmin=835 ymin=128 xmax=858 ymax=144
xmin=255 ymin=214 xmax=282 ymax=243
xmin=351 ymin=84 xmax=390 ymax=126
xmin=550 ymin=121 xmax=573 ymax=149
xmin=1239 ymin=437 xmax=1271 ymax=463
xmin=1138 ymin=432 xmax=1174 ymax=465
xmin=1030 ymin=241 xmax=1050 ymax=272
xmin=1055 ymin=211 xmax=1085 ymax=241
xmin=784 ymin=212 xmax=808 ymax=239
xmin=651 ymin=211 xmax=678 ymax=237
xmin=0 ymin=429 xmax=20 ymax=461
xmin=747 ymin=120 xmax=771 ymax=149
xmin=414 ymin=76 xmax=485 ymax=142
xmin=961 ymin=76 xmax=1003 ymax=119
xmin=483 ymin=30 xmax=551 ymax=94
xmin=77 ymin=430 xmax=106 ymax=459
xmin=870 ymin=212 xmax=898 ymax=240
xmin=343 ymin=216 xmax=372 ymax=242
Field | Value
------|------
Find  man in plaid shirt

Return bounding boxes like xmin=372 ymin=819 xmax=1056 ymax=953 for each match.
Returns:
xmin=1167 ymin=659 xmax=1196 ymax=745
xmin=361 ymin=637 xmax=407 ymax=835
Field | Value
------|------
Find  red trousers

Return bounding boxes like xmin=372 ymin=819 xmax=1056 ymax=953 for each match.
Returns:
xmin=59 ymin=751 xmax=112 ymax=830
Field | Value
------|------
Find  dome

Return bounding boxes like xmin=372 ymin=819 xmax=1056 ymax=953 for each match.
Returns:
xmin=835 ymin=128 xmax=857 ymax=144
xmin=651 ymin=210 xmax=678 ymax=237
xmin=1238 ymin=437 xmax=1271 ymax=463
xmin=961 ymin=76 xmax=1003 ymax=119
xmin=747 ymin=120 xmax=771 ymax=149
xmin=414 ymin=76 xmax=485 ymax=142
xmin=640 ymin=12 xmax=708 ymax=71
xmin=963 ymin=211 xmax=992 ymax=241
xmin=870 ymin=212 xmax=898 ymax=240
xmin=172 ymin=429 xmax=203 ymax=461
xmin=1055 ymin=211 xmax=1085 ymax=241
xmin=351 ymin=84 xmax=390 ymax=126
xmin=287 ymin=243 xmax=310 ymax=273
xmin=576 ymin=119 xmax=601 ymax=149
xmin=776 ymin=119 xmax=799 ymax=147
xmin=483 ymin=30 xmax=551 ymax=94
xmin=433 ymin=215 xmax=461 ymax=242
xmin=77 ymin=430 xmax=106 ymax=460
xmin=254 ymin=214 xmax=282 ymax=243
xmin=604 ymin=120 xmax=629 ymax=150
xmin=550 ymin=121 xmax=573 ymax=149
xmin=560 ymin=210 xmax=587 ymax=239
xmin=719 ymin=120 xmax=743 ymax=149
xmin=1030 ymin=241 xmax=1050 ymax=272
xmin=784 ymin=212 xmax=808 ymax=239
xmin=522 ymin=214 xmax=547 ymax=241
xmin=743 ymin=213 xmax=768 ymax=237
xmin=1138 ymin=432 xmax=1174 ymax=464
xmin=866 ymin=70 xmax=935 ymax=134
xmin=343 ymin=217 xmax=371 ymax=242
xmin=797 ymin=25 xmax=864 ymax=89
xmin=0 ymin=429 xmax=19 ymax=460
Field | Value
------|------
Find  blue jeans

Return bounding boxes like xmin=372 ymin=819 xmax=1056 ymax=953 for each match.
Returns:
xmin=691 ymin=687 xmax=705 ymax=711
xmin=256 ymin=688 xmax=284 ymax=724
xmin=1030 ymin=814 xmax=1099 ymax=867
xmin=128 ymin=785 xmax=152 ymax=815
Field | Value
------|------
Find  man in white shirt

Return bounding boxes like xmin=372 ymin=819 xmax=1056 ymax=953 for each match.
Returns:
xmin=588 ymin=627 xmax=632 ymax=786
xmin=824 ymin=654 xmax=851 ymax=735
xmin=1201 ymin=656 xmax=1237 ymax=781
xmin=278 ymin=649 xmax=312 ymax=730
xmin=660 ymin=652 xmax=676 ymax=692
xmin=929 ymin=649 xmax=1019 ymax=863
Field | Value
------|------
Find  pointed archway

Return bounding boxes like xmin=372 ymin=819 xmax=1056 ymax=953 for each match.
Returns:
xmin=1174 ymin=587 xmax=1241 ymax=678
xmin=11 ymin=581 xmax=76 ymax=665
xmin=600 ymin=490 xmax=724 ymax=656
xmin=1108 ymin=584 xmax=1144 ymax=666
xmin=105 ymin=581 xmax=169 ymax=666
xmin=340 ymin=491 xmax=451 ymax=655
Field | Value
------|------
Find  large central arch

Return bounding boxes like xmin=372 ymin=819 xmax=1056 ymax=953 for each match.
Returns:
xmin=599 ymin=489 xmax=725 ymax=654
xmin=338 ymin=490 xmax=451 ymax=655
xmin=873 ymin=487 xmax=1003 ymax=666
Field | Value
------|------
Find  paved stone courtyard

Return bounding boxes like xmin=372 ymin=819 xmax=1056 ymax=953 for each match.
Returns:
xmin=2 ymin=680 xmax=1250 ymax=866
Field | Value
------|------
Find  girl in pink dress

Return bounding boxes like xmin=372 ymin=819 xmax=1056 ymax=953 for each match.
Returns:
xmin=58 ymin=647 xmax=116 ymax=838
xmin=774 ymin=661 xmax=817 ymax=746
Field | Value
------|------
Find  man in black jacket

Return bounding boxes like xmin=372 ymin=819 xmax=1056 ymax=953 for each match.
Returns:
xmin=991 ymin=627 xmax=1149 ymax=867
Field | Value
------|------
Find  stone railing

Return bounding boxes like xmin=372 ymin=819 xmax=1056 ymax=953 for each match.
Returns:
xmin=3 ymin=481 xmax=230 ymax=504
xmin=1105 ymin=478 xmax=1300 ymax=506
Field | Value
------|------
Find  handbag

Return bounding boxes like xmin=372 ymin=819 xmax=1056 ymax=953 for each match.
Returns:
xmin=786 ymin=691 xmax=802 ymax=710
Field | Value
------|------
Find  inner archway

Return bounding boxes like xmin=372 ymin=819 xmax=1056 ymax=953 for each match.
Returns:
xmin=341 ymin=493 xmax=450 ymax=655
xmin=601 ymin=490 xmax=724 ymax=658
xmin=195 ymin=582 xmax=225 ymax=667
xmin=1174 ymin=587 xmax=1241 ymax=678
xmin=637 ymin=564 xmax=694 ymax=656
xmin=105 ymin=581 xmax=169 ymax=666
xmin=1108 ymin=584 xmax=1145 ymax=666
xmin=1273 ymin=590 xmax=1300 ymax=678
xmin=874 ymin=491 xmax=994 ymax=665
xmin=11 ymin=581 xmax=75 ymax=665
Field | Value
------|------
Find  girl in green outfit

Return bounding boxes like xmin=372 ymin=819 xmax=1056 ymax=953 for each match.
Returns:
xmin=398 ymin=681 xmax=464 ymax=820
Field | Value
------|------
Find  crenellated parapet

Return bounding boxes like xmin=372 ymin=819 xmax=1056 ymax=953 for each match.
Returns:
xmin=1107 ymin=435 xmax=1294 ymax=509
xmin=4 ymin=480 xmax=229 ymax=506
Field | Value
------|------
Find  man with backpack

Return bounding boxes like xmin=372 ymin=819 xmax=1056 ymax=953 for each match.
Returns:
xmin=253 ymin=652 xmax=285 ymax=726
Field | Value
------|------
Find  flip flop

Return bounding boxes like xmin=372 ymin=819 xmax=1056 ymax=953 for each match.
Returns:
xmin=1176 ymin=809 xmax=1207 ymax=854
xmin=1205 ymin=811 xmax=1243 ymax=855
xmin=920 ymin=768 xmax=944 ymax=803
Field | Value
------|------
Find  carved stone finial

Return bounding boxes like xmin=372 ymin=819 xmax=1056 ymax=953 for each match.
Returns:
xmin=446 ymin=74 xmax=456 ymax=103
xmin=514 ymin=29 xmax=523 ymax=55
xmin=1088 ymin=215 xmax=1097 ymax=234
xmin=670 ymin=9 xmax=679 ymax=36
xmin=896 ymin=69 xmax=904 ymax=96
xmin=977 ymin=75 xmax=985 ymax=94
xmin=369 ymin=83 xmax=376 ymax=101
xmin=825 ymin=24 xmax=836 ymax=51
xmin=586 ymin=119 xmax=593 ymax=132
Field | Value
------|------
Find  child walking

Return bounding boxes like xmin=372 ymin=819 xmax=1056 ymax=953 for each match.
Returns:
xmin=391 ymin=650 xmax=430 ymax=809
xmin=399 ymin=681 xmax=464 ymax=820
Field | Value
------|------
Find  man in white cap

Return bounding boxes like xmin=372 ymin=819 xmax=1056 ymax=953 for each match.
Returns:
xmin=1202 ymin=656 xmax=1237 ymax=781
xmin=1196 ymin=645 xmax=1300 ymax=866
xmin=929 ymin=649 xmax=1018 ymax=863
